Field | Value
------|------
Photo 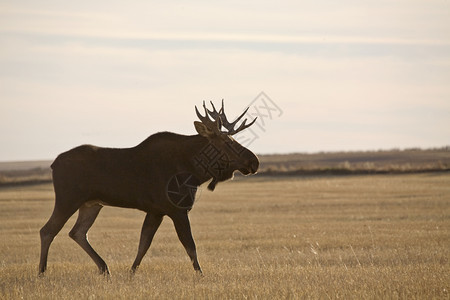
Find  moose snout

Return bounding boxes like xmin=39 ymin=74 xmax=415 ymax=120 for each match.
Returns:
xmin=250 ymin=158 xmax=259 ymax=174
xmin=238 ymin=155 xmax=259 ymax=176
xmin=249 ymin=156 xmax=259 ymax=174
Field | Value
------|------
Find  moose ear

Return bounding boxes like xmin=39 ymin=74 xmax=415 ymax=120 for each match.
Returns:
xmin=194 ymin=121 xmax=215 ymax=138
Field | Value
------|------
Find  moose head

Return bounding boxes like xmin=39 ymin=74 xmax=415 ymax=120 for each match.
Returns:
xmin=193 ymin=101 xmax=259 ymax=191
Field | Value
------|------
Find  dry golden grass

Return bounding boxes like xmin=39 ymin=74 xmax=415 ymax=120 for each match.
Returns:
xmin=0 ymin=174 xmax=449 ymax=299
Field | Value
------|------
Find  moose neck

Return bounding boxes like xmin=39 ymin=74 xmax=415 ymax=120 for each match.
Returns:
xmin=181 ymin=134 xmax=233 ymax=191
xmin=182 ymin=134 xmax=216 ymax=186
xmin=167 ymin=133 xmax=230 ymax=190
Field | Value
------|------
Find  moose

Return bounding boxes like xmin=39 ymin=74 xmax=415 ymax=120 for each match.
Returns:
xmin=39 ymin=101 xmax=259 ymax=276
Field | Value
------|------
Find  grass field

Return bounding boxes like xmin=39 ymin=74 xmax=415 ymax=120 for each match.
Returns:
xmin=0 ymin=173 xmax=449 ymax=299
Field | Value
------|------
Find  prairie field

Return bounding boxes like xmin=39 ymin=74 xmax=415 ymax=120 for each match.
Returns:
xmin=0 ymin=173 xmax=449 ymax=299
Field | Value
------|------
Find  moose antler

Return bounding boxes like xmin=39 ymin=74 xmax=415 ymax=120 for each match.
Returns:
xmin=205 ymin=99 xmax=257 ymax=135
xmin=195 ymin=101 xmax=222 ymax=134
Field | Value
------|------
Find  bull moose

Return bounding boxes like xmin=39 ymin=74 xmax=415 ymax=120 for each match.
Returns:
xmin=39 ymin=101 xmax=259 ymax=276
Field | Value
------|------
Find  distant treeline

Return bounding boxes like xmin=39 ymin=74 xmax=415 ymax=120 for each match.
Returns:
xmin=1 ymin=147 xmax=449 ymax=186
xmin=257 ymin=147 xmax=450 ymax=176
xmin=0 ymin=167 xmax=52 ymax=187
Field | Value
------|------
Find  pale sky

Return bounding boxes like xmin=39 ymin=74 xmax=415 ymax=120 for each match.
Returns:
xmin=1 ymin=1 xmax=449 ymax=161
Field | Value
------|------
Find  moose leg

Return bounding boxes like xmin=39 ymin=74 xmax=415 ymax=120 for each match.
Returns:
xmin=39 ymin=204 xmax=78 ymax=275
xmin=68 ymin=204 xmax=109 ymax=275
xmin=130 ymin=213 xmax=163 ymax=273
xmin=171 ymin=212 xmax=202 ymax=274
